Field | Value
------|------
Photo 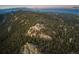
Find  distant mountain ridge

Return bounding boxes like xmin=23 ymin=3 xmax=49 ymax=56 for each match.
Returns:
xmin=34 ymin=8 xmax=79 ymax=14
xmin=0 ymin=8 xmax=32 ymax=14
xmin=0 ymin=7 xmax=79 ymax=14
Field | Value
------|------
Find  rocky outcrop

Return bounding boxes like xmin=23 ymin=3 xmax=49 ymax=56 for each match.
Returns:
xmin=26 ymin=23 xmax=52 ymax=40
xmin=8 ymin=26 xmax=12 ymax=32
xmin=20 ymin=42 xmax=40 ymax=54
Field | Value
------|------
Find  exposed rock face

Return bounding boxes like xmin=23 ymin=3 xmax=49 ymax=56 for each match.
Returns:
xmin=8 ymin=26 xmax=12 ymax=32
xmin=20 ymin=42 xmax=40 ymax=54
xmin=26 ymin=23 xmax=52 ymax=40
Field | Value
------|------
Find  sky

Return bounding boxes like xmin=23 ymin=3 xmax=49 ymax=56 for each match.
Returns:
xmin=0 ymin=5 xmax=79 ymax=9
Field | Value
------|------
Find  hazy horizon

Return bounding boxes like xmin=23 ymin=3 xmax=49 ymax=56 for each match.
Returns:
xmin=0 ymin=5 xmax=79 ymax=9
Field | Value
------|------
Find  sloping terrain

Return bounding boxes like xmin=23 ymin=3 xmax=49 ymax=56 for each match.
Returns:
xmin=0 ymin=11 xmax=79 ymax=54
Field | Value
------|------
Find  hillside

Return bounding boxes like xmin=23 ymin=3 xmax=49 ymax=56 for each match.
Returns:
xmin=0 ymin=10 xmax=79 ymax=54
